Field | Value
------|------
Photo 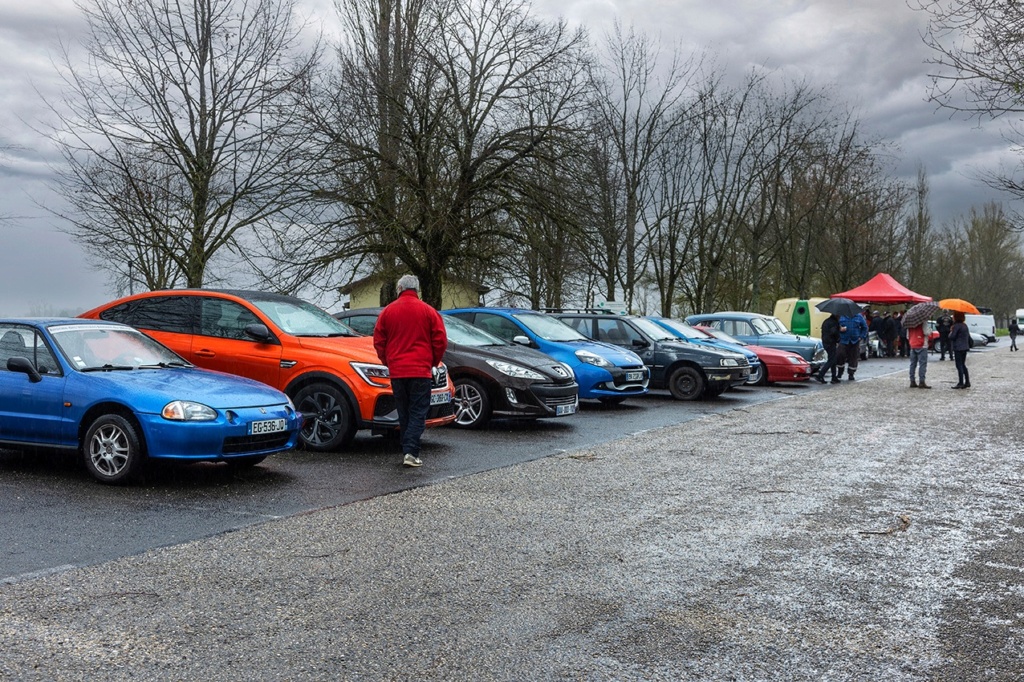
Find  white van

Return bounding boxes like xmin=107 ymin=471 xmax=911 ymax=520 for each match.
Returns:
xmin=965 ymin=313 xmax=997 ymax=343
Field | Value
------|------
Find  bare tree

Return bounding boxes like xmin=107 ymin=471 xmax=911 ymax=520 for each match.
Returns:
xmin=45 ymin=0 xmax=320 ymax=293
xmin=294 ymin=0 xmax=590 ymax=308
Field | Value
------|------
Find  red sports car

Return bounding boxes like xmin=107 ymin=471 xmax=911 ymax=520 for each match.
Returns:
xmin=695 ymin=326 xmax=811 ymax=385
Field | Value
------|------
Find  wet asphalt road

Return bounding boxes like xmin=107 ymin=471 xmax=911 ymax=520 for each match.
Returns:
xmin=0 ymin=350 xmax=969 ymax=584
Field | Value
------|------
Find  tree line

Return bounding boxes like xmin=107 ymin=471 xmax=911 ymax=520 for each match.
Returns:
xmin=44 ymin=0 xmax=1024 ymax=322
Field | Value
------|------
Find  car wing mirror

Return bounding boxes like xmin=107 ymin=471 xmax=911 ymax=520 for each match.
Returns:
xmin=512 ymin=335 xmax=532 ymax=347
xmin=244 ymin=323 xmax=274 ymax=343
xmin=7 ymin=356 xmax=42 ymax=383
xmin=631 ymin=338 xmax=650 ymax=349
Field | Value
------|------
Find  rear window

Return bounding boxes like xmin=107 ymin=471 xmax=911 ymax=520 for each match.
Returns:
xmin=99 ymin=296 xmax=195 ymax=334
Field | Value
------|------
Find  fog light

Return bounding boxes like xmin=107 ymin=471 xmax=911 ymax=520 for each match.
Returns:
xmin=505 ymin=387 xmax=518 ymax=404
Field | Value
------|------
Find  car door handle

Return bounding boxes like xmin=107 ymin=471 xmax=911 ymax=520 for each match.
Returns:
xmin=194 ymin=349 xmax=216 ymax=358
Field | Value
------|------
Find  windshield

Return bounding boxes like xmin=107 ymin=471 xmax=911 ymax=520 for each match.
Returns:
xmin=249 ymin=296 xmax=356 ymax=337
xmin=750 ymin=317 xmax=774 ymax=335
xmin=513 ymin=313 xmax=588 ymax=342
xmin=768 ymin=316 xmax=790 ymax=333
xmin=631 ymin=317 xmax=678 ymax=341
xmin=444 ymin=315 xmax=506 ymax=346
xmin=50 ymin=324 xmax=189 ymax=371
xmin=652 ymin=318 xmax=705 ymax=340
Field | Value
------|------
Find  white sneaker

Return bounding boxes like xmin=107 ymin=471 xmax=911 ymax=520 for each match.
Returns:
xmin=403 ymin=454 xmax=422 ymax=467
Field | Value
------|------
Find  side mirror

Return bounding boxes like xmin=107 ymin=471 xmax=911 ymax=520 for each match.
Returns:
xmin=512 ymin=335 xmax=532 ymax=347
xmin=244 ymin=323 xmax=275 ymax=344
xmin=631 ymin=338 xmax=650 ymax=349
xmin=7 ymin=356 xmax=42 ymax=383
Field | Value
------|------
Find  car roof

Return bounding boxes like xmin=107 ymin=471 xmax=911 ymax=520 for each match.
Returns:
xmin=444 ymin=307 xmax=538 ymax=315
xmin=336 ymin=307 xmax=384 ymax=315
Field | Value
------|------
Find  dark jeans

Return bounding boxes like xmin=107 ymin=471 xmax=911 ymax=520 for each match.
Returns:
xmin=1011 ymin=334 xmax=1018 ymax=351
xmin=939 ymin=334 xmax=950 ymax=359
xmin=818 ymin=343 xmax=838 ymax=380
xmin=391 ymin=377 xmax=432 ymax=456
xmin=836 ymin=342 xmax=860 ymax=376
xmin=953 ymin=350 xmax=970 ymax=386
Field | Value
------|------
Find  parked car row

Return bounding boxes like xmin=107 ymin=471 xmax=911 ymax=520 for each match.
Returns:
xmin=0 ymin=290 xmax=832 ymax=485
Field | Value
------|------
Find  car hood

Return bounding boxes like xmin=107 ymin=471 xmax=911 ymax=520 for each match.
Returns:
xmin=75 ymin=367 xmax=290 ymax=409
xmin=659 ymin=339 xmax=744 ymax=360
xmin=447 ymin=342 xmax=572 ymax=380
xmin=690 ymin=339 xmax=759 ymax=363
xmin=293 ymin=335 xmax=383 ymax=363
xmin=754 ymin=333 xmax=820 ymax=348
xmin=747 ymin=345 xmax=808 ymax=364
xmin=558 ymin=339 xmax=643 ymax=366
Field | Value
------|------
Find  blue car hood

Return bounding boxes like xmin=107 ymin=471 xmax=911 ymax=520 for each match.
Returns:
xmin=73 ymin=367 xmax=288 ymax=410
xmin=560 ymin=339 xmax=642 ymax=366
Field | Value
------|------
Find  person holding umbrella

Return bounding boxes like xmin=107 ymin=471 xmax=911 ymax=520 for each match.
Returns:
xmin=902 ymin=301 xmax=940 ymax=389
xmin=949 ymin=311 xmax=971 ymax=389
xmin=817 ymin=312 xmax=841 ymax=384
xmin=836 ymin=310 xmax=868 ymax=381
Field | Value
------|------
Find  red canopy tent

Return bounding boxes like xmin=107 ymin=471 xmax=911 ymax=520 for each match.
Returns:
xmin=831 ymin=273 xmax=931 ymax=304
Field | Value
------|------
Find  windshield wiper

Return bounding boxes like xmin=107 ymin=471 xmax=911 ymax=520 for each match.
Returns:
xmin=81 ymin=364 xmax=134 ymax=372
xmin=138 ymin=361 xmax=192 ymax=369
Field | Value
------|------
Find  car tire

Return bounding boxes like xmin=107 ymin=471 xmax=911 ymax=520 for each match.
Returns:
xmin=746 ymin=364 xmax=764 ymax=385
xmin=294 ymin=383 xmax=356 ymax=452
xmin=83 ymin=414 xmax=143 ymax=484
xmin=453 ymin=377 xmax=492 ymax=429
xmin=668 ymin=366 xmax=705 ymax=401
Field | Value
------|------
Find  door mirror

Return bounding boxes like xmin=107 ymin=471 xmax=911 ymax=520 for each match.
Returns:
xmin=244 ymin=323 xmax=274 ymax=343
xmin=7 ymin=356 xmax=42 ymax=383
xmin=512 ymin=335 xmax=532 ymax=347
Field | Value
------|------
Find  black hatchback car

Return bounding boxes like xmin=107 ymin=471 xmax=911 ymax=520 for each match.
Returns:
xmin=550 ymin=310 xmax=751 ymax=400
xmin=335 ymin=308 xmax=579 ymax=429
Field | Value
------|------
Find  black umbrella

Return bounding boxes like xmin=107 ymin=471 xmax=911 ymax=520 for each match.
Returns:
xmin=902 ymin=301 xmax=940 ymax=328
xmin=816 ymin=297 xmax=862 ymax=317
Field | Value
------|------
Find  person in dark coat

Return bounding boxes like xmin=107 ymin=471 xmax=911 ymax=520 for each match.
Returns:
xmin=936 ymin=312 xmax=953 ymax=360
xmin=879 ymin=312 xmax=898 ymax=357
xmin=1010 ymin=319 xmax=1020 ymax=352
xmin=948 ymin=311 xmax=971 ymax=389
xmin=895 ymin=311 xmax=909 ymax=357
xmin=816 ymin=313 xmax=841 ymax=384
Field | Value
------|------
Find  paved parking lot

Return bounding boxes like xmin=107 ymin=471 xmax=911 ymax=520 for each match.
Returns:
xmin=1 ymin=344 xmax=1019 ymax=680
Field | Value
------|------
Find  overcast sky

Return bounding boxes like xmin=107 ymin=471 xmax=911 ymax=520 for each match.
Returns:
xmin=0 ymin=0 xmax=1016 ymax=316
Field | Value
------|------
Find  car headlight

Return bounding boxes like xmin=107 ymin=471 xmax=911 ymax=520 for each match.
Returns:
xmin=561 ymin=362 xmax=576 ymax=379
xmin=486 ymin=359 xmax=545 ymax=380
xmin=575 ymin=349 xmax=613 ymax=368
xmin=785 ymin=356 xmax=803 ymax=365
xmin=719 ymin=358 xmax=739 ymax=367
xmin=351 ymin=362 xmax=390 ymax=387
xmin=162 ymin=400 xmax=217 ymax=421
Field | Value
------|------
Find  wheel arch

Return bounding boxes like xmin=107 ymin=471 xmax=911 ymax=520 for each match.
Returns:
xmin=284 ymin=371 xmax=359 ymax=416
xmin=78 ymin=402 xmax=147 ymax=456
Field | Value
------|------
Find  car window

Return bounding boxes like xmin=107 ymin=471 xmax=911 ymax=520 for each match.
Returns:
xmin=513 ymin=313 xmax=587 ymax=342
xmin=655 ymin=318 xmax=704 ymax=340
xmin=343 ymin=315 xmax=378 ymax=336
xmin=474 ymin=313 xmax=523 ymax=342
xmin=49 ymin=324 xmax=186 ymax=370
xmin=561 ymin=317 xmax=591 ymax=337
xmin=596 ymin=319 xmax=642 ymax=345
xmin=630 ymin=317 xmax=676 ymax=341
xmin=199 ymin=298 xmax=263 ymax=340
xmin=98 ymin=296 xmax=195 ymax=333
xmin=750 ymin=318 xmax=772 ymax=335
xmin=248 ymin=296 xmax=353 ymax=337
xmin=443 ymin=315 xmax=506 ymax=346
xmin=0 ymin=326 xmax=61 ymax=375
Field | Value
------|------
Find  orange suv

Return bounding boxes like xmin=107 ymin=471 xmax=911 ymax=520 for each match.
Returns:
xmin=81 ymin=290 xmax=455 ymax=451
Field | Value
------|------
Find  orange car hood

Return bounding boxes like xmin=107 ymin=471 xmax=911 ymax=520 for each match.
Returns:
xmin=293 ymin=335 xmax=383 ymax=364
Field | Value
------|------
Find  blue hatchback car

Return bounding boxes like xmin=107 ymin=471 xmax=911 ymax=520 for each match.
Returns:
xmin=443 ymin=308 xmax=650 ymax=403
xmin=0 ymin=318 xmax=301 ymax=484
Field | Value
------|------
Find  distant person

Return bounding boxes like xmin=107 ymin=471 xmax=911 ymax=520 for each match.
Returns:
xmin=879 ymin=312 xmax=898 ymax=357
xmin=373 ymin=274 xmax=448 ymax=467
xmin=1010 ymin=319 xmax=1020 ymax=352
xmin=905 ymin=320 xmax=930 ymax=389
xmin=948 ymin=311 xmax=971 ymax=389
xmin=895 ymin=311 xmax=909 ymax=358
xmin=835 ymin=311 xmax=868 ymax=381
xmin=816 ymin=312 xmax=841 ymax=384
xmin=936 ymin=312 xmax=953 ymax=360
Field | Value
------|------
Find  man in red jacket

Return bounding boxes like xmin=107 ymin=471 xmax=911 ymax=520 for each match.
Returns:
xmin=373 ymin=275 xmax=448 ymax=467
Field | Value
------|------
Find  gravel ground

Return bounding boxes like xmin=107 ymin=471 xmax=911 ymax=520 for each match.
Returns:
xmin=1 ymin=349 xmax=1023 ymax=681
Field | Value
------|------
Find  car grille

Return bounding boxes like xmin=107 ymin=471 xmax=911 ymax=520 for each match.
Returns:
xmin=222 ymin=432 xmax=292 ymax=454
xmin=542 ymin=394 xmax=577 ymax=408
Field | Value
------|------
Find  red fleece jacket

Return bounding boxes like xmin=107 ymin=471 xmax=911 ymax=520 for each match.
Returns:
xmin=373 ymin=289 xmax=448 ymax=379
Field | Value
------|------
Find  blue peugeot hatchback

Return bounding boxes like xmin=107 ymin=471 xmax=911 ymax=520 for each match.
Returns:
xmin=444 ymin=308 xmax=649 ymax=403
xmin=0 ymin=318 xmax=301 ymax=484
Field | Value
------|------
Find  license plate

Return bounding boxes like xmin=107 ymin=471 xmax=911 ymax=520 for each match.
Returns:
xmin=626 ymin=371 xmax=644 ymax=382
xmin=430 ymin=391 xmax=451 ymax=405
xmin=249 ymin=418 xmax=286 ymax=435
xmin=556 ymin=403 xmax=577 ymax=416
